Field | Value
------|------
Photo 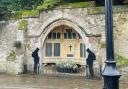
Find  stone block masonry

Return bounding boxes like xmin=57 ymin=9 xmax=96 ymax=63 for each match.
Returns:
xmin=0 ymin=7 xmax=128 ymax=74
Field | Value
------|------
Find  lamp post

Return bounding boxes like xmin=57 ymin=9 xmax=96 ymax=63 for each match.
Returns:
xmin=102 ymin=0 xmax=121 ymax=89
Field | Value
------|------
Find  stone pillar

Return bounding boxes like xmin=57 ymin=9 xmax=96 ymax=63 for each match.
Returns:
xmin=22 ymin=19 xmax=28 ymax=74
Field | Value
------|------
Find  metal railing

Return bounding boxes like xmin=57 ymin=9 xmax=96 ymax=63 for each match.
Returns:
xmin=37 ymin=64 xmax=102 ymax=79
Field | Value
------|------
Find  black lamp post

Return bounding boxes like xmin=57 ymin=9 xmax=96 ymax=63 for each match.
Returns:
xmin=102 ymin=0 xmax=121 ymax=89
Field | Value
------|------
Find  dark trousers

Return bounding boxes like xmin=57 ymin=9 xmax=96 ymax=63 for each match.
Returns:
xmin=34 ymin=62 xmax=39 ymax=74
xmin=87 ymin=64 xmax=94 ymax=79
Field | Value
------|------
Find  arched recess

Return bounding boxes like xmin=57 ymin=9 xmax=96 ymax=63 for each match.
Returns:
xmin=39 ymin=19 xmax=91 ymax=64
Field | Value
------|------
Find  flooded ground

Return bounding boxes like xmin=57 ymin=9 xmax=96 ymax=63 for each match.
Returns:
xmin=0 ymin=73 xmax=127 ymax=89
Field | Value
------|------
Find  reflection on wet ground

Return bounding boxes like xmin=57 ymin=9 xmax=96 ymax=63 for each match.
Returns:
xmin=0 ymin=74 xmax=127 ymax=89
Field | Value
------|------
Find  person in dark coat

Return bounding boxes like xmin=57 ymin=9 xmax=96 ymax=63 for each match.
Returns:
xmin=86 ymin=48 xmax=96 ymax=79
xmin=32 ymin=48 xmax=40 ymax=74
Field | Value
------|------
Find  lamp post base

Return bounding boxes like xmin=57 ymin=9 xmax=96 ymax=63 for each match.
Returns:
xmin=102 ymin=61 xmax=121 ymax=89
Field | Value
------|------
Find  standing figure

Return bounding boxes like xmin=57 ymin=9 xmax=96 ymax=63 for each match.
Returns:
xmin=32 ymin=48 xmax=40 ymax=74
xmin=86 ymin=48 xmax=96 ymax=79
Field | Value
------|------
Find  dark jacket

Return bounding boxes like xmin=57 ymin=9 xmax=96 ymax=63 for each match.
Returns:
xmin=86 ymin=49 xmax=96 ymax=66
xmin=32 ymin=48 xmax=39 ymax=63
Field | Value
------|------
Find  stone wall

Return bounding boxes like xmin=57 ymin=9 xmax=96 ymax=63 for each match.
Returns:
xmin=27 ymin=8 xmax=104 ymax=70
xmin=0 ymin=8 xmax=128 ymax=74
xmin=100 ymin=12 xmax=128 ymax=60
xmin=113 ymin=12 xmax=128 ymax=58
xmin=0 ymin=20 xmax=24 ymax=74
xmin=27 ymin=8 xmax=104 ymax=36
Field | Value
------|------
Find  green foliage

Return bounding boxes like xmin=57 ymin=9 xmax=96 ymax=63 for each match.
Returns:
xmin=65 ymin=1 xmax=95 ymax=8
xmin=11 ymin=11 xmax=23 ymax=19
xmin=7 ymin=50 xmax=16 ymax=61
xmin=115 ymin=54 xmax=128 ymax=67
xmin=37 ymin=0 xmax=63 ymax=10
xmin=37 ymin=1 xmax=95 ymax=10
xmin=0 ymin=0 xmax=41 ymax=20
xmin=101 ymin=42 xmax=106 ymax=48
xmin=0 ymin=0 xmax=12 ymax=13
xmin=18 ymin=20 xmax=27 ymax=30
xmin=13 ymin=0 xmax=44 ymax=10
xmin=0 ymin=0 xmax=128 ymax=14
xmin=0 ymin=0 xmax=15 ymax=20
xmin=56 ymin=61 xmax=78 ymax=69
xmin=1 ymin=0 xmax=128 ymax=20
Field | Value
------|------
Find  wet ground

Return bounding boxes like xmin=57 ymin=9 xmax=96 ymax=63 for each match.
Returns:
xmin=0 ymin=73 xmax=127 ymax=89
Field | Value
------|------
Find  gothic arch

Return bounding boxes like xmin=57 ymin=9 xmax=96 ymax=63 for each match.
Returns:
xmin=39 ymin=19 xmax=91 ymax=63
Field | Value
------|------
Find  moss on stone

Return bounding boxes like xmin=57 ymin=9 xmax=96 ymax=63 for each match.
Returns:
xmin=11 ymin=3 xmax=128 ymax=19
xmin=115 ymin=54 xmax=128 ymax=67
xmin=12 ymin=10 xmax=39 ymax=19
xmin=65 ymin=1 xmax=95 ymax=8
xmin=7 ymin=50 xmax=16 ymax=61
xmin=12 ymin=11 xmax=23 ymax=19
xmin=113 ymin=5 xmax=128 ymax=13
xmin=87 ymin=5 xmax=128 ymax=14
xmin=37 ymin=1 xmax=95 ymax=10
xmin=88 ymin=7 xmax=105 ymax=14
xmin=101 ymin=42 xmax=106 ymax=48
xmin=18 ymin=20 xmax=27 ymax=30
xmin=22 ymin=10 xmax=39 ymax=18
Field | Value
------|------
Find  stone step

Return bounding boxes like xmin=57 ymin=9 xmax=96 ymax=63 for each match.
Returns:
xmin=0 ymin=87 xmax=58 ymax=89
xmin=0 ymin=87 xmax=91 ymax=89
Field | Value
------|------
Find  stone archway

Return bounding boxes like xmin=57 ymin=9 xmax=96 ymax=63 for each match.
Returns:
xmin=39 ymin=19 xmax=91 ymax=65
